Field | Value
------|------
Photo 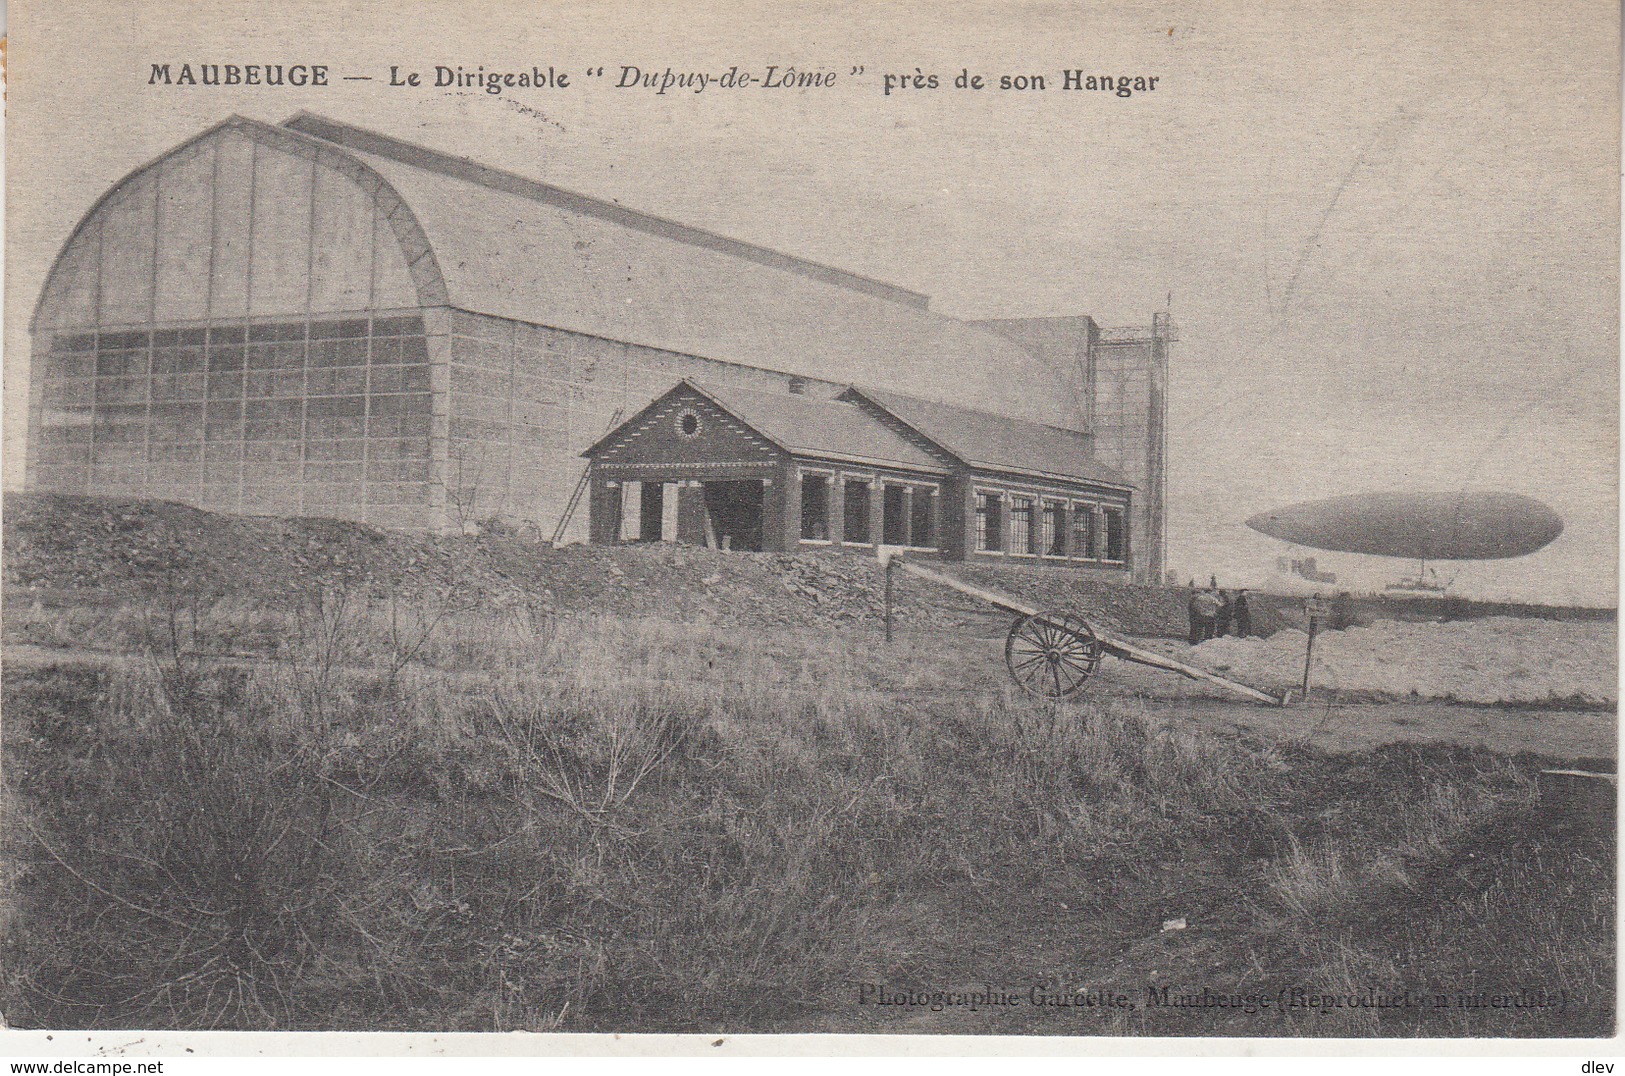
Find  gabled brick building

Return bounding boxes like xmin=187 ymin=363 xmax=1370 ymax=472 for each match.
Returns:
xmin=584 ymin=380 xmax=1134 ymax=571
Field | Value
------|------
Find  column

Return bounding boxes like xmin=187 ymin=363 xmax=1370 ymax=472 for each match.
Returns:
xmin=869 ymin=480 xmax=884 ymax=549
xmin=830 ymin=474 xmax=846 ymax=546
xmin=588 ymin=474 xmax=621 ymax=545
xmin=780 ymin=463 xmax=801 ymax=551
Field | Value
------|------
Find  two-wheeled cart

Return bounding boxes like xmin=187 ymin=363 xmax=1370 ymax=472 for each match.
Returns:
xmin=887 ymin=555 xmax=1284 ymax=705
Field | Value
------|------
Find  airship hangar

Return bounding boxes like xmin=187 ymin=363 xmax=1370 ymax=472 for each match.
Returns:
xmin=26 ymin=113 xmax=1171 ymax=581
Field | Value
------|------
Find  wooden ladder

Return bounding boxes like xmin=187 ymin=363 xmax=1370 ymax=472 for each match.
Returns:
xmin=550 ymin=408 xmax=624 ymax=546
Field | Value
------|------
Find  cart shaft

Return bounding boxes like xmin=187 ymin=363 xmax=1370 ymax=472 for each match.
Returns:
xmin=895 ymin=559 xmax=1284 ymax=706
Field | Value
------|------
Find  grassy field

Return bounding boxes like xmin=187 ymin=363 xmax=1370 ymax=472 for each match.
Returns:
xmin=1 ymin=583 xmax=1613 ymax=1036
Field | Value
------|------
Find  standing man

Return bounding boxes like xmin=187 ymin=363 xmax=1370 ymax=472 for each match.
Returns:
xmin=1232 ymin=589 xmax=1252 ymax=637
xmin=1215 ymin=590 xmax=1233 ymax=637
xmin=1190 ymin=586 xmax=1221 ymax=644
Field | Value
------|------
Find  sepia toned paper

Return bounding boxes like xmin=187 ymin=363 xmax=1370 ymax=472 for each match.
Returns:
xmin=1 ymin=0 xmax=1618 ymax=1057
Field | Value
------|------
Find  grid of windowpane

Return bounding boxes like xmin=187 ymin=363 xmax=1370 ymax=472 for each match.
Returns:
xmin=800 ymin=474 xmax=830 ymax=540
xmin=1073 ymin=506 xmax=1097 ymax=559
xmin=1010 ymin=497 xmax=1034 ymax=554
xmin=33 ymin=315 xmax=432 ymax=520
xmin=1103 ymin=508 xmax=1126 ymax=562
xmin=975 ymin=492 xmax=1002 ymax=552
xmin=843 ymin=480 xmax=871 ymax=543
xmin=1042 ymin=502 xmax=1065 ymax=556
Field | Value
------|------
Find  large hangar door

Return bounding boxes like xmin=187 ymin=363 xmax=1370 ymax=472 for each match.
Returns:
xmin=702 ymin=480 xmax=764 ymax=552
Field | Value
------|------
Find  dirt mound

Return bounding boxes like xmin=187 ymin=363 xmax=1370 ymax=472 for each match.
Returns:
xmin=0 ymin=494 xmax=947 ymax=629
xmin=3 ymin=493 xmax=1198 ymax=636
xmin=3 ymin=493 xmax=504 ymax=606
xmin=1191 ymin=617 xmax=1618 ymax=706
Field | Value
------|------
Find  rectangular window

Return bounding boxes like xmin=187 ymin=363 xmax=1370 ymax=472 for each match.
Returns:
xmin=843 ymin=479 xmax=871 ymax=543
xmin=204 ymin=406 xmax=243 ymax=442
xmin=1043 ymin=501 xmax=1066 ymax=557
xmin=1010 ymin=497 xmax=1034 ymax=554
xmin=882 ymin=484 xmax=907 ymax=545
xmin=334 ymin=338 xmax=369 ymax=367
xmin=1073 ymin=506 xmax=1097 ymax=559
xmin=975 ymin=491 xmax=1003 ymax=552
xmin=207 ymin=372 xmax=244 ymax=400
xmin=207 ymin=345 xmax=246 ymax=372
xmin=1103 ymin=507 xmax=1126 ymax=562
xmin=800 ymin=474 xmax=830 ymax=541
xmin=371 ymin=337 xmax=403 ymax=366
xmin=910 ymin=490 xmax=934 ymax=548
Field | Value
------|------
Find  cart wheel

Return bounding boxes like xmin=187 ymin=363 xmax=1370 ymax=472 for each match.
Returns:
xmin=1005 ymin=612 xmax=1105 ymax=699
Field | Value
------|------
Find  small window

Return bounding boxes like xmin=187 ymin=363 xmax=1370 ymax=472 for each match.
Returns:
xmin=801 ymin=474 xmax=830 ymax=541
xmin=843 ymin=479 xmax=871 ymax=543
xmin=976 ymin=492 xmax=1003 ymax=552
xmin=1103 ymin=507 xmax=1126 ymax=562
xmin=1010 ymin=497 xmax=1034 ymax=554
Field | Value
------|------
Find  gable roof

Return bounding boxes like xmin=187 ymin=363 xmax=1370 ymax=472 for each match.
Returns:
xmin=277 ymin=113 xmax=1090 ymax=431
xmin=692 ymin=382 xmax=951 ymax=471
xmin=585 ymin=379 xmax=949 ymax=473
xmin=842 ymin=386 xmax=1132 ymax=489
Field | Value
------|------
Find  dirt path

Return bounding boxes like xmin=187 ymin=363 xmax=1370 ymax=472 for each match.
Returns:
xmin=918 ymin=628 xmax=1617 ymax=761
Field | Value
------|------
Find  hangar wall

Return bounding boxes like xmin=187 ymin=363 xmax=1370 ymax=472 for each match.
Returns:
xmin=442 ymin=309 xmax=840 ymax=539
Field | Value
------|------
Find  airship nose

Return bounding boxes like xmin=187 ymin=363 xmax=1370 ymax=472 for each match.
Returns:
xmin=1245 ymin=511 xmax=1282 ymax=536
xmin=1535 ymin=512 xmax=1564 ymax=546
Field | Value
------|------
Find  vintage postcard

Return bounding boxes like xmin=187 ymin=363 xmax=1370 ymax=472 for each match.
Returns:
xmin=0 ymin=0 xmax=1617 ymax=1056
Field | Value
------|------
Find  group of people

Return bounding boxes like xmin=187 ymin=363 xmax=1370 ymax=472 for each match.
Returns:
xmin=1187 ymin=581 xmax=1250 ymax=644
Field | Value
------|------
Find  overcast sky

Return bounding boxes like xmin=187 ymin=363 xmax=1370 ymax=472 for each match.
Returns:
xmin=7 ymin=0 xmax=1618 ymax=603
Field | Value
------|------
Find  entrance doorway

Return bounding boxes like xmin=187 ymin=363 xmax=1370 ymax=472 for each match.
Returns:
xmin=619 ymin=480 xmax=679 ymax=542
xmin=702 ymin=480 xmax=764 ymax=551
xmin=639 ymin=481 xmax=665 ymax=542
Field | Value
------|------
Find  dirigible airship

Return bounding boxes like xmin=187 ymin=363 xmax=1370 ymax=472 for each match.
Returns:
xmin=1245 ymin=491 xmax=1563 ymax=562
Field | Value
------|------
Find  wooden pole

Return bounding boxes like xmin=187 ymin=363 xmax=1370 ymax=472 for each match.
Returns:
xmin=1301 ymin=614 xmax=1319 ymax=701
xmin=884 ymin=553 xmax=895 ymax=643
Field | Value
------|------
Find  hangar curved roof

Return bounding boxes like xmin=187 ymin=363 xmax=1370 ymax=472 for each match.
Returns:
xmin=34 ymin=113 xmax=1091 ymax=432
xmin=31 ymin=116 xmax=447 ymax=333
xmin=280 ymin=114 xmax=1088 ymax=431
